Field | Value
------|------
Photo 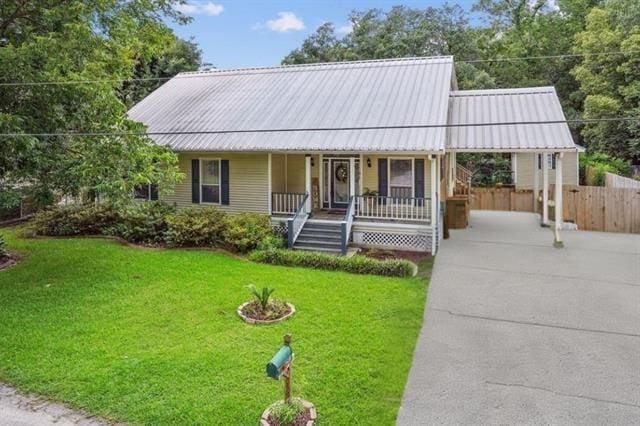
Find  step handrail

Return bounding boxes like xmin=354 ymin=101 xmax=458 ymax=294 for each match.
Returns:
xmin=340 ymin=196 xmax=356 ymax=255
xmin=287 ymin=193 xmax=310 ymax=248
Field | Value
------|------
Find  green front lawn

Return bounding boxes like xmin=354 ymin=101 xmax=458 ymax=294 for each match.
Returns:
xmin=0 ymin=229 xmax=427 ymax=424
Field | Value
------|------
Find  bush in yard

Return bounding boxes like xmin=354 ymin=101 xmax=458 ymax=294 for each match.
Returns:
xmin=222 ymin=213 xmax=274 ymax=253
xmin=249 ymin=249 xmax=414 ymax=277
xmin=105 ymin=202 xmax=175 ymax=245
xmin=32 ymin=204 xmax=119 ymax=236
xmin=255 ymin=233 xmax=285 ymax=251
xmin=580 ymin=152 xmax=633 ymax=186
xmin=165 ymin=207 xmax=227 ymax=247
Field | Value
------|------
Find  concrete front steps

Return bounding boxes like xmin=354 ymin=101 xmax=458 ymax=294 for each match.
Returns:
xmin=293 ymin=220 xmax=343 ymax=254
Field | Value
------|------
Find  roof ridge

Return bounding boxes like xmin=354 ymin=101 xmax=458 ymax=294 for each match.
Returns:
xmin=176 ymin=56 xmax=454 ymax=78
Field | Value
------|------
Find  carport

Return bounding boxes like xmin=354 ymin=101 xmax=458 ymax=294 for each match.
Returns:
xmin=446 ymin=87 xmax=579 ymax=246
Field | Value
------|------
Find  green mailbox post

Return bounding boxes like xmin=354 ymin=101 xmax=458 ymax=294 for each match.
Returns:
xmin=266 ymin=334 xmax=293 ymax=403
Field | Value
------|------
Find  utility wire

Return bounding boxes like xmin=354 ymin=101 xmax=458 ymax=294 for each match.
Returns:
xmin=0 ymin=50 xmax=638 ymax=87
xmin=0 ymin=117 xmax=636 ymax=138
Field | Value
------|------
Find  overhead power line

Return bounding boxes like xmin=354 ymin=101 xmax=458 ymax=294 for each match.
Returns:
xmin=0 ymin=117 xmax=636 ymax=138
xmin=0 ymin=50 xmax=638 ymax=87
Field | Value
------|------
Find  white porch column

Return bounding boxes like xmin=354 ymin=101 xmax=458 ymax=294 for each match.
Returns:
xmin=349 ymin=157 xmax=356 ymax=200
xmin=267 ymin=153 xmax=272 ymax=214
xmin=359 ymin=154 xmax=364 ymax=195
xmin=318 ymin=154 xmax=323 ymax=208
xmin=305 ymin=155 xmax=312 ymax=211
xmin=554 ymin=153 xmax=564 ymax=246
xmin=533 ymin=152 xmax=539 ymax=213
xmin=542 ymin=152 xmax=549 ymax=226
xmin=430 ymin=155 xmax=437 ymax=254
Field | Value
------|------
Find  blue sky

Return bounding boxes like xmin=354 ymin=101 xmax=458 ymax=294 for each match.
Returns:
xmin=168 ymin=0 xmax=477 ymax=69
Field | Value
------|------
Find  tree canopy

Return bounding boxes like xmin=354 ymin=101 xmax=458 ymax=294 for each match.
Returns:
xmin=0 ymin=0 xmax=201 ymax=207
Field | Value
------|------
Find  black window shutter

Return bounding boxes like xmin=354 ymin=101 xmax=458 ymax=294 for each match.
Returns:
xmin=191 ymin=159 xmax=200 ymax=203
xmin=414 ymin=159 xmax=424 ymax=199
xmin=378 ymin=158 xmax=388 ymax=197
xmin=150 ymin=184 xmax=159 ymax=201
xmin=221 ymin=159 xmax=230 ymax=205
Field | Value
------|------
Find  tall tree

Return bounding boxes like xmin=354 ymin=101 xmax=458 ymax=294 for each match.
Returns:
xmin=0 ymin=0 xmax=197 ymax=206
xmin=283 ymin=5 xmax=494 ymax=89
xmin=571 ymin=6 xmax=640 ymax=161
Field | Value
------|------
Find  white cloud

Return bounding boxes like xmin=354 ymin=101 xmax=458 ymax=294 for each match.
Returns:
xmin=175 ymin=2 xmax=224 ymax=17
xmin=264 ymin=12 xmax=305 ymax=33
xmin=201 ymin=2 xmax=224 ymax=15
xmin=336 ymin=23 xmax=353 ymax=35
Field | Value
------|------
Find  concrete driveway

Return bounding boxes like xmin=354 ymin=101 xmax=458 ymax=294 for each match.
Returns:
xmin=398 ymin=211 xmax=640 ymax=425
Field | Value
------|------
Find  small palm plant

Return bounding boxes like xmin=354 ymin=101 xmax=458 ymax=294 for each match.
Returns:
xmin=246 ymin=284 xmax=276 ymax=311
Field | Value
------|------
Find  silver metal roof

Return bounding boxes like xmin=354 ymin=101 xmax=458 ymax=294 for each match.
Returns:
xmin=128 ymin=57 xmax=454 ymax=152
xmin=447 ymin=87 xmax=577 ymax=152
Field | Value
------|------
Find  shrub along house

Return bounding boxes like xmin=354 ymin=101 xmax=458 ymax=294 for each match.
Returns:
xmin=128 ymin=57 xmax=580 ymax=254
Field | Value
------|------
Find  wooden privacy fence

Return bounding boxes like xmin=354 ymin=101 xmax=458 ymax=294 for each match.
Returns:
xmin=554 ymin=185 xmax=640 ymax=234
xmin=470 ymin=186 xmax=640 ymax=234
xmin=470 ymin=187 xmax=534 ymax=212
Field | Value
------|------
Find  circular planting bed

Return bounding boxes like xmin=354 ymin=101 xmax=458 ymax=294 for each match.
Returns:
xmin=237 ymin=301 xmax=296 ymax=325
xmin=260 ymin=399 xmax=316 ymax=426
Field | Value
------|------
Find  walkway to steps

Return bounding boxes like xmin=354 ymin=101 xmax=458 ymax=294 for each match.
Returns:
xmin=293 ymin=220 xmax=343 ymax=253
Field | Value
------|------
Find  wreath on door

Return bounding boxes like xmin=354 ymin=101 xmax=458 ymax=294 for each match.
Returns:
xmin=334 ymin=164 xmax=348 ymax=183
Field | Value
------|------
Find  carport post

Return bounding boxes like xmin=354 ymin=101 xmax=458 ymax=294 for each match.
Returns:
xmin=541 ymin=153 xmax=549 ymax=226
xmin=554 ymin=153 xmax=564 ymax=247
xmin=430 ymin=155 xmax=437 ymax=255
xmin=532 ymin=153 xmax=539 ymax=213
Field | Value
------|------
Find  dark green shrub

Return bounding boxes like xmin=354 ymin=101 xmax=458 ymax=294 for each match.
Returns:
xmin=32 ymin=204 xmax=119 ymax=236
xmin=105 ymin=202 xmax=175 ymax=244
xmin=166 ymin=207 xmax=227 ymax=247
xmin=223 ymin=213 xmax=274 ymax=253
xmin=249 ymin=249 xmax=414 ymax=277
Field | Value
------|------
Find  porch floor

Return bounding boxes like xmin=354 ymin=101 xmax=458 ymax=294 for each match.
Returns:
xmin=310 ymin=209 xmax=346 ymax=220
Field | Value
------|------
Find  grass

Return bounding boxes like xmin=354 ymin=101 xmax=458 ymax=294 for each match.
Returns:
xmin=0 ymin=228 xmax=428 ymax=424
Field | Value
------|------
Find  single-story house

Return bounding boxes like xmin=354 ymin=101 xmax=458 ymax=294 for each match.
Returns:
xmin=129 ymin=56 xmax=579 ymax=254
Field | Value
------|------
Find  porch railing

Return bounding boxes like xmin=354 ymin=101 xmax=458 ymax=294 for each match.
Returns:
xmin=287 ymin=193 xmax=310 ymax=248
xmin=272 ymin=192 xmax=307 ymax=215
xmin=355 ymin=196 xmax=431 ymax=223
xmin=340 ymin=196 xmax=356 ymax=255
xmin=455 ymin=163 xmax=473 ymax=197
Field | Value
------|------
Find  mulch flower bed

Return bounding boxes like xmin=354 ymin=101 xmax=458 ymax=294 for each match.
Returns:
xmin=359 ymin=247 xmax=430 ymax=264
xmin=260 ymin=400 xmax=317 ymax=426
xmin=237 ymin=300 xmax=296 ymax=325
xmin=265 ymin=408 xmax=313 ymax=426
xmin=0 ymin=255 xmax=17 ymax=271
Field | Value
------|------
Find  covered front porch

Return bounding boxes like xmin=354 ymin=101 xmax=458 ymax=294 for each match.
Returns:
xmin=268 ymin=153 xmax=443 ymax=254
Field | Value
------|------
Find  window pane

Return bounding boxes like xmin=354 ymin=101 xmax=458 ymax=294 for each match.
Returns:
xmin=202 ymin=185 xmax=219 ymax=203
xmin=390 ymin=160 xmax=412 ymax=186
xmin=390 ymin=186 xmax=412 ymax=198
xmin=134 ymin=184 xmax=150 ymax=199
xmin=202 ymin=160 xmax=219 ymax=185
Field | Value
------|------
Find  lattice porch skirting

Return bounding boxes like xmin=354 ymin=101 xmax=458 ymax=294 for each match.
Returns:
xmin=352 ymin=224 xmax=432 ymax=253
